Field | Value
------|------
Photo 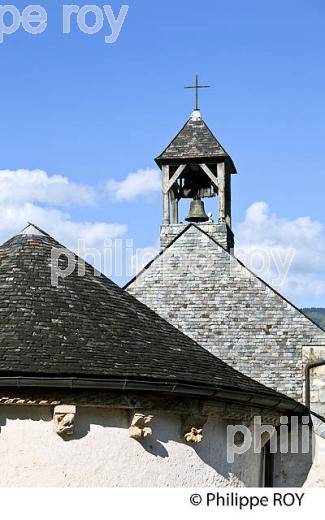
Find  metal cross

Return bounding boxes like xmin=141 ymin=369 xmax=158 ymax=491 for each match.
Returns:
xmin=184 ymin=74 xmax=210 ymax=110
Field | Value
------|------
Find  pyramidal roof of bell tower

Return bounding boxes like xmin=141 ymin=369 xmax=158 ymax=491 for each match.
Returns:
xmin=155 ymin=109 xmax=237 ymax=174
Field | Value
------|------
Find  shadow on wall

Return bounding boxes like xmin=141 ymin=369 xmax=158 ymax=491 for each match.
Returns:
xmin=61 ymin=406 xmax=128 ymax=441
xmin=136 ymin=415 xmax=245 ymax=485
xmin=137 ymin=415 xmax=317 ymax=487
xmin=272 ymin=423 xmax=314 ymax=487
xmin=0 ymin=405 xmax=52 ymax=427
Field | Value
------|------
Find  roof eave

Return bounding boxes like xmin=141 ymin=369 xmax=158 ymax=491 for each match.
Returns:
xmin=0 ymin=375 xmax=306 ymax=415
xmin=155 ymin=155 xmax=237 ymax=174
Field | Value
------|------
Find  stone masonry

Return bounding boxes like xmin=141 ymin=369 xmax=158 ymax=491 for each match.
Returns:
xmin=160 ymin=222 xmax=234 ymax=251
xmin=303 ymin=347 xmax=325 ymax=417
xmin=126 ymin=224 xmax=325 ymax=403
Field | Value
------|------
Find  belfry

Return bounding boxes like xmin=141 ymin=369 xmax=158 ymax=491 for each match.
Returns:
xmin=155 ymin=77 xmax=236 ymax=251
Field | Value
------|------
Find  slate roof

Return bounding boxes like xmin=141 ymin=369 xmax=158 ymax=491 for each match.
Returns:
xmin=155 ymin=111 xmax=237 ymax=173
xmin=0 ymin=226 xmax=302 ymax=411
xmin=125 ymin=223 xmax=325 ymax=335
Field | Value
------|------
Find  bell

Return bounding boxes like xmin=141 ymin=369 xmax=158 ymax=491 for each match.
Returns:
xmin=185 ymin=199 xmax=209 ymax=223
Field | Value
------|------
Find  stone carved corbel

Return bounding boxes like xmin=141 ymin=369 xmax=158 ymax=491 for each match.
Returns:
xmin=53 ymin=405 xmax=76 ymax=436
xmin=182 ymin=415 xmax=207 ymax=444
xmin=184 ymin=427 xmax=203 ymax=443
xmin=129 ymin=412 xmax=153 ymax=439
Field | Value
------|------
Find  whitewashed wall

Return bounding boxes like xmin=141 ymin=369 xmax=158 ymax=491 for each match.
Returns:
xmin=0 ymin=405 xmax=262 ymax=487
xmin=0 ymin=405 xmax=323 ymax=487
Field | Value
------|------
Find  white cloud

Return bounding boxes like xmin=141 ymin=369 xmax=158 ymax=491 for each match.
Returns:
xmin=106 ymin=168 xmax=161 ymax=201
xmin=0 ymin=203 xmax=126 ymax=248
xmin=235 ymin=202 xmax=325 ymax=304
xmin=0 ymin=169 xmax=127 ymax=257
xmin=0 ymin=169 xmax=96 ymax=206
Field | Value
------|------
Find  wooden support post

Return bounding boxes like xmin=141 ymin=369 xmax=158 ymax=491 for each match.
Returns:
xmin=217 ymin=162 xmax=226 ymax=222
xmin=225 ymin=171 xmax=232 ymax=229
xmin=170 ymin=188 xmax=179 ymax=224
xmin=162 ymin=165 xmax=170 ymax=225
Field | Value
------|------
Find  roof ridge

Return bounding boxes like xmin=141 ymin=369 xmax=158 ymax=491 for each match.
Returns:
xmin=124 ymin=224 xmax=229 ymax=289
xmin=19 ymin=222 xmax=54 ymax=239
xmin=124 ymin=223 xmax=196 ymax=289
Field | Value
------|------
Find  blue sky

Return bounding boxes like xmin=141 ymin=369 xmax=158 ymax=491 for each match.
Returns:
xmin=0 ymin=0 xmax=324 ymax=306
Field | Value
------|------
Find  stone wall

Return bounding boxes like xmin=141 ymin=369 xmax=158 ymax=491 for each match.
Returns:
xmin=303 ymin=347 xmax=325 ymax=417
xmin=160 ymin=222 xmax=234 ymax=251
xmin=127 ymin=225 xmax=325 ymax=402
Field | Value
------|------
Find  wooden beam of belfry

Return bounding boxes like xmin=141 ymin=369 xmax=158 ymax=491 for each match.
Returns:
xmin=199 ymin=163 xmax=219 ymax=189
xmin=170 ymin=187 xmax=179 ymax=224
xmin=163 ymin=164 xmax=186 ymax=194
xmin=162 ymin=164 xmax=170 ymax=224
xmin=217 ymin=162 xmax=226 ymax=221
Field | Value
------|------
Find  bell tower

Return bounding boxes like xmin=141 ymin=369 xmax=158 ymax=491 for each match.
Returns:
xmin=155 ymin=82 xmax=237 ymax=251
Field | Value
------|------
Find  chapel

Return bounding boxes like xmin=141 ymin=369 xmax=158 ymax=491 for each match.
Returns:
xmin=0 ymin=93 xmax=324 ymax=486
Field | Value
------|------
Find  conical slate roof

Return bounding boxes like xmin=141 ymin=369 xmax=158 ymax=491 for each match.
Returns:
xmin=0 ymin=226 xmax=301 ymax=410
xmin=155 ymin=110 xmax=236 ymax=173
